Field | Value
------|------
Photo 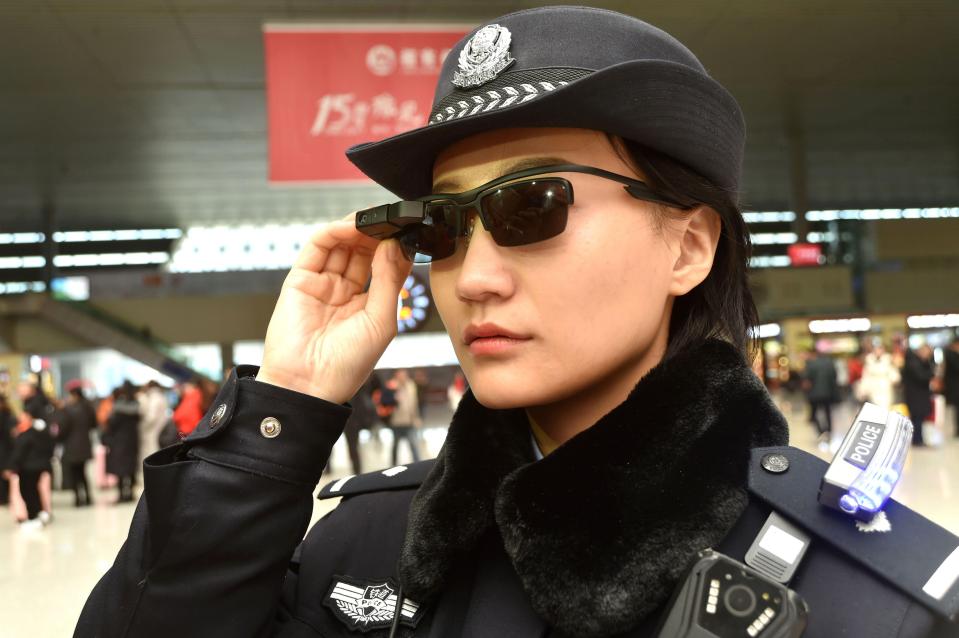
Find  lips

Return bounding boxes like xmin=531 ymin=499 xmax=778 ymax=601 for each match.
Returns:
xmin=463 ymin=322 xmax=531 ymax=346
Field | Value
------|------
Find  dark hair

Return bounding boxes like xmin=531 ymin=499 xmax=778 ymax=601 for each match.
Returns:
xmin=609 ymin=135 xmax=758 ymax=361
xmin=116 ymin=381 xmax=137 ymax=401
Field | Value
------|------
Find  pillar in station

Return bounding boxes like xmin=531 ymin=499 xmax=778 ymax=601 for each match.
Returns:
xmin=785 ymin=104 xmax=810 ymax=241
xmin=0 ymin=317 xmax=13 ymax=353
xmin=219 ymin=341 xmax=236 ymax=379
xmin=41 ymin=202 xmax=58 ymax=293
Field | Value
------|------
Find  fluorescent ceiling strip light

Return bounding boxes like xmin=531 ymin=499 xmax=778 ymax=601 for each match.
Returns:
xmin=749 ymin=323 xmax=782 ymax=339
xmin=750 ymin=232 xmax=799 ymax=245
xmin=0 ymin=256 xmax=46 ymax=269
xmin=53 ymin=252 xmax=169 ymax=268
xmin=0 ymin=281 xmax=46 ymax=294
xmin=0 ymin=233 xmax=45 ymax=245
xmin=749 ymin=256 xmax=792 ymax=268
xmin=806 ymin=208 xmax=959 ymax=222
xmin=809 ymin=318 xmax=871 ymax=334
xmin=906 ymin=314 xmax=959 ymax=329
xmin=52 ymin=228 xmax=183 ymax=242
xmin=743 ymin=211 xmax=796 ymax=223
xmin=0 ymin=229 xmax=183 ymax=244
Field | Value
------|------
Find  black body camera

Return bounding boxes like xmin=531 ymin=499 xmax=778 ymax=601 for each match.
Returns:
xmin=655 ymin=549 xmax=808 ymax=638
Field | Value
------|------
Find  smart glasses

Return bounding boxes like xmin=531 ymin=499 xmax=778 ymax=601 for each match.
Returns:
xmin=354 ymin=163 xmax=688 ymax=262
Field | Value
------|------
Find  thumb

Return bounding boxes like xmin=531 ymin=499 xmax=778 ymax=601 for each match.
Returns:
xmin=367 ymin=239 xmax=412 ymax=333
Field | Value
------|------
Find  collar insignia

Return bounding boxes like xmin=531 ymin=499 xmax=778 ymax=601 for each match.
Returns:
xmin=452 ymin=24 xmax=515 ymax=88
xmin=855 ymin=510 xmax=892 ymax=533
xmin=324 ymin=576 xmax=424 ymax=632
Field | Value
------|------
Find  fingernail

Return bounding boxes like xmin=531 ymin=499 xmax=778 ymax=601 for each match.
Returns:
xmin=385 ymin=239 xmax=397 ymax=259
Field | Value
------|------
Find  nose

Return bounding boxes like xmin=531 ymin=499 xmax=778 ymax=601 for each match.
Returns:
xmin=455 ymin=219 xmax=516 ymax=303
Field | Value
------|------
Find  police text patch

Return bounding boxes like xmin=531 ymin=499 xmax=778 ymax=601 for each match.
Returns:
xmin=324 ymin=575 xmax=424 ymax=633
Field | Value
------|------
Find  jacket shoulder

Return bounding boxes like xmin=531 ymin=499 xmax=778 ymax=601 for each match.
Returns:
xmin=748 ymin=445 xmax=959 ymax=623
xmin=317 ymin=458 xmax=436 ymax=500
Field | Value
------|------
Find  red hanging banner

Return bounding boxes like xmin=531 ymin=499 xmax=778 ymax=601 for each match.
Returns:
xmin=787 ymin=242 xmax=823 ymax=266
xmin=264 ymin=25 xmax=467 ymax=183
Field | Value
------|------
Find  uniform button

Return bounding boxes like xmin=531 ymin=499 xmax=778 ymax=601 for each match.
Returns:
xmin=260 ymin=417 xmax=282 ymax=439
xmin=210 ymin=403 xmax=227 ymax=427
xmin=761 ymin=453 xmax=789 ymax=474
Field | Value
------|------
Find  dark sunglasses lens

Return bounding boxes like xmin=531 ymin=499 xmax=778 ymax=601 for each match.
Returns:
xmin=400 ymin=202 xmax=459 ymax=261
xmin=397 ymin=230 xmax=421 ymax=262
xmin=480 ymin=180 xmax=569 ymax=247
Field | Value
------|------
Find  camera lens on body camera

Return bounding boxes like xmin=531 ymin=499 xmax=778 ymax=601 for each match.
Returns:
xmin=723 ymin=584 xmax=757 ymax=617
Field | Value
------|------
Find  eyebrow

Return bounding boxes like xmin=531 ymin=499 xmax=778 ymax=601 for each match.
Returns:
xmin=431 ymin=156 xmax=572 ymax=194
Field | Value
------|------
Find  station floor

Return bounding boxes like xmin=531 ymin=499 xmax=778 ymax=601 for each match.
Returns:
xmin=2 ymin=395 xmax=958 ymax=637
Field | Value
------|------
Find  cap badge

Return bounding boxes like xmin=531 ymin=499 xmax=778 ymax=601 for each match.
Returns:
xmin=452 ymin=24 xmax=515 ymax=88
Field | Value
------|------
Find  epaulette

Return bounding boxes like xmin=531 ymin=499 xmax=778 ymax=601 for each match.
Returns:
xmin=318 ymin=459 xmax=436 ymax=500
xmin=748 ymin=446 xmax=959 ymax=621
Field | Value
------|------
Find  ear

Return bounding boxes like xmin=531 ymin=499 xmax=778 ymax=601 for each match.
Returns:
xmin=668 ymin=206 xmax=722 ymax=297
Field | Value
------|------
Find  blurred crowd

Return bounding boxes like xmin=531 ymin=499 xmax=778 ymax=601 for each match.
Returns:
xmin=330 ymin=368 xmax=468 ymax=476
xmin=0 ymin=375 xmax=220 ymax=531
xmin=800 ymin=338 xmax=959 ymax=450
xmin=0 ymin=365 xmax=470 ymax=533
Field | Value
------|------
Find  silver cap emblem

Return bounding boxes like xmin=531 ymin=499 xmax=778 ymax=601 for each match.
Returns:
xmin=452 ymin=24 xmax=515 ymax=88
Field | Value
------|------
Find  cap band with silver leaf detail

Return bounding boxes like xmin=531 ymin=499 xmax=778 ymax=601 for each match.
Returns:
xmin=431 ymin=67 xmax=592 ymax=125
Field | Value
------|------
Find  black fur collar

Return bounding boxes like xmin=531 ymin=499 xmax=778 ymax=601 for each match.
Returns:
xmin=399 ymin=340 xmax=788 ymax=637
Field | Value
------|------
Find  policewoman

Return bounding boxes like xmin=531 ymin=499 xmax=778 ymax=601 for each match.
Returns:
xmin=76 ymin=6 xmax=958 ymax=637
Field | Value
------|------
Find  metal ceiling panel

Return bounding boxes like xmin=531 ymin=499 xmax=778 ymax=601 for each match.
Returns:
xmin=66 ymin=14 xmax=204 ymax=86
xmin=0 ymin=0 xmax=955 ymax=232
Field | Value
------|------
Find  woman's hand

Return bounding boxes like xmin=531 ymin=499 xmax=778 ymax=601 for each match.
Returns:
xmin=257 ymin=217 xmax=412 ymax=404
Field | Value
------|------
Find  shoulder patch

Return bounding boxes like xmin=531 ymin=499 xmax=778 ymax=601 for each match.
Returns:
xmin=324 ymin=575 xmax=425 ymax=632
xmin=748 ymin=446 xmax=959 ymax=622
xmin=318 ymin=458 xmax=436 ymax=500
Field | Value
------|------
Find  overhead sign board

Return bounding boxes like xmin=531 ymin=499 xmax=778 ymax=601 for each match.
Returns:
xmin=264 ymin=25 xmax=466 ymax=183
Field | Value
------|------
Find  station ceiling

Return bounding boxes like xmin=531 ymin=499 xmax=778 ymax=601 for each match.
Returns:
xmin=1 ymin=0 xmax=957 ymax=232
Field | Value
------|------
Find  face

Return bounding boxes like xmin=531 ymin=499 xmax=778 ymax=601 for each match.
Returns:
xmin=429 ymin=127 xmax=695 ymax=410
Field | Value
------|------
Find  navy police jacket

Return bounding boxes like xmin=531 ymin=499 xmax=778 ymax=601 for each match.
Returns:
xmin=75 ymin=342 xmax=959 ymax=637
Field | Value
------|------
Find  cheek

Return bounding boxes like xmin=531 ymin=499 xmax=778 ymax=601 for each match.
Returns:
xmin=553 ymin=211 xmax=675 ymax=327
xmin=528 ymin=215 xmax=673 ymax=367
xmin=428 ymin=263 xmax=459 ymax=335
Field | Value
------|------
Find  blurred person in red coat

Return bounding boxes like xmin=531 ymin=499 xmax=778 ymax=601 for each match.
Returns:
xmin=173 ymin=378 xmax=205 ymax=437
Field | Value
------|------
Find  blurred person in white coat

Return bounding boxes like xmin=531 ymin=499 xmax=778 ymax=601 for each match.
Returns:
xmin=857 ymin=343 xmax=900 ymax=409
xmin=138 ymin=380 xmax=169 ymax=464
xmin=387 ymin=369 xmax=422 ymax=465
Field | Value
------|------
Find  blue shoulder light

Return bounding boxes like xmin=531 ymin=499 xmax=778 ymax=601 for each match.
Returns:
xmin=819 ymin=404 xmax=912 ymax=521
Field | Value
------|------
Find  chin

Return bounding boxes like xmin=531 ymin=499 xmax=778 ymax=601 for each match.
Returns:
xmin=468 ymin=384 xmax=530 ymax=410
xmin=463 ymin=364 xmax=567 ymax=410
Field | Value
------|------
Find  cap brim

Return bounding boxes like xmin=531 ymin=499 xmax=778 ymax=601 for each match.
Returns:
xmin=346 ymin=59 xmax=744 ymax=199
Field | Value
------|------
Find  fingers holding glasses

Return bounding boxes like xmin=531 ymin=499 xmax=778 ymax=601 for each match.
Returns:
xmin=259 ymin=216 xmax=410 ymax=402
xmin=293 ymin=218 xmax=379 ymax=275
xmin=366 ymin=239 xmax=412 ymax=331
